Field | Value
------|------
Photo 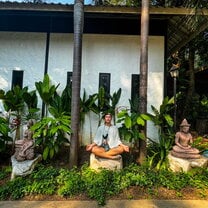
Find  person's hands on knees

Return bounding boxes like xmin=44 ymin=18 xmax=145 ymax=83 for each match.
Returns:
xmin=123 ymin=145 xmax=129 ymax=152
xmin=86 ymin=143 xmax=96 ymax=151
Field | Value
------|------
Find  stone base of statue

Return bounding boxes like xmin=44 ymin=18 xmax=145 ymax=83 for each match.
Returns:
xmin=171 ymin=150 xmax=201 ymax=159
xmin=90 ymin=153 xmax=123 ymax=171
xmin=168 ymin=153 xmax=208 ymax=172
xmin=11 ymin=154 xmax=42 ymax=180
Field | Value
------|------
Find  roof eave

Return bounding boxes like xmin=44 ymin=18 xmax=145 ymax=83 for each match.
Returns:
xmin=0 ymin=3 xmax=208 ymax=16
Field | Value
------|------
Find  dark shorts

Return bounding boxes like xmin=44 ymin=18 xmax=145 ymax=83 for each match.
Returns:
xmin=100 ymin=144 xmax=110 ymax=152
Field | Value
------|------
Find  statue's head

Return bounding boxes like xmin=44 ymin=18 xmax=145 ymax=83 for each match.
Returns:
xmin=180 ymin=119 xmax=191 ymax=127
xmin=180 ymin=119 xmax=191 ymax=132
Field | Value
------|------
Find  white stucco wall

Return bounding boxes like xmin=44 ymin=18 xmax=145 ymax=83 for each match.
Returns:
xmin=0 ymin=32 xmax=46 ymax=90
xmin=0 ymin=32 xmax=164 ymax=144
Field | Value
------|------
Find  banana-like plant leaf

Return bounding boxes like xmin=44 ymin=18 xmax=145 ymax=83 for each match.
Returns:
xmin=43 ymin=146 xmax=49 ymax=160
xmin=124 ymin=116 xmax=132 ymax=129
xmin=137 ymin=117 xmax=145 ymax=126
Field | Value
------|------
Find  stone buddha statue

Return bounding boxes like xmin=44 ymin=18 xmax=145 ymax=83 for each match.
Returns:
xmin=171 ymin=119 xmax=201 ymax=159
xmin=14 ymin=119 xmax=36 ymax=161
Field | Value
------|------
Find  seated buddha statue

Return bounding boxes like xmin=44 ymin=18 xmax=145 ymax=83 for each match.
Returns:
xmin=171 ymin=119 xmax=201 ymax=159
xmin=14 ymin=119 xmax=36 ymax=161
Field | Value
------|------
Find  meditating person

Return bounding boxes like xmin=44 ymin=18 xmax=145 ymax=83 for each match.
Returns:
xmin=14 ymin=119 xmax=36 ymax=161
xmin=86 ymin=112 xmax=129 ymax=159
xmin=171 ymin=119 xmax=201 ymax=159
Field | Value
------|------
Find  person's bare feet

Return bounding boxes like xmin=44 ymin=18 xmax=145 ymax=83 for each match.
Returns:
xmin=111 ymin=155 xmax=122 ymax=160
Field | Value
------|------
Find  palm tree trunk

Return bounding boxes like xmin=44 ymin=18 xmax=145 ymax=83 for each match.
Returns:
xmin=183 ymin=45 xmax=195 ymax=119
xmin=69 ymin=0 xmax=84 ymax=168
xmin=137 ymin=0 xmax=149 ymax=165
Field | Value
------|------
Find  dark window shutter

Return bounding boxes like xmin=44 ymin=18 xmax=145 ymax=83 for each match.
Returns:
xmin=11 ymin=70 xmax=24 ymax=89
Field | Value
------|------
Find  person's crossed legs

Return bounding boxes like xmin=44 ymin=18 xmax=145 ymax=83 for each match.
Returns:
xmin=91 ymin=145 xmax=124 ymax=159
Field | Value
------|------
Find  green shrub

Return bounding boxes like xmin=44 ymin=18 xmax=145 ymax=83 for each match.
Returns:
xmin=31 ymin=115 xmax=71 ymax=160
xmin=0 ymin=117 xmax=12 ymax=153
xmin=0 ymin=185 xmax=10 ymax=200
xmin=0 ymin=177 xmax=28 ymax=200
xmin=82 ymin=167 xmax=118 ymax=206
xmin=24 ymin=165 xmax=59 ymax=195
xmin=189 ymin=168 xmax=208 ymax=189
xmin=147 ymin=96 xmax=175 ymax=170
xmin=0 ymin=171 xmax=7 ymax=180
xmin=157 ymin=170 xmax=190 ymax=190
xmin=1 ymin=163 xmax=208 ymax=205
xmin=57 ymin=167 xmax=85 ymax=197
xmin=0 ymin=166 xmax=11 ymax=180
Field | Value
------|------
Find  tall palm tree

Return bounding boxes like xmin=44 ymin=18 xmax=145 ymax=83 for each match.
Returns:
xmin=69 ymin=0 xmax=84 ymax=168
xmin=137 ymin=0 xmax=149 ymax=165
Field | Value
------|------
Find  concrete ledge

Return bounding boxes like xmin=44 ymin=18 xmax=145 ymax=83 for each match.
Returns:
xmin=1 ymin=200 xmax=208 ymax=208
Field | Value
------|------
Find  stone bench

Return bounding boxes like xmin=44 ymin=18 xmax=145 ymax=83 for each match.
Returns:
xmin=168 ymin=153 xmax=208 ymax=172
xmin=90 ymin=153 xmax=123 ymax=171
xmin=11 ymin=154 xmax=42 ymax=180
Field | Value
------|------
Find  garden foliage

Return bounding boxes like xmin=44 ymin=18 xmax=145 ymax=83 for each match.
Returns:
xmin=1 ymin=164 xmax=208 ymax=206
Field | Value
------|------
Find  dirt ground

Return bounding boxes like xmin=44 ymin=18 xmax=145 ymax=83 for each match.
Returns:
xmin=18 ymin=186 xmax=208 ymax=201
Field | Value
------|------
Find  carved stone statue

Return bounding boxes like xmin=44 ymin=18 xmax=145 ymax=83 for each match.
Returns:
xmin=171 ymin=119 xmax=201 ymax=159
xmin=14 ymin=119 xmax=36 ymax=161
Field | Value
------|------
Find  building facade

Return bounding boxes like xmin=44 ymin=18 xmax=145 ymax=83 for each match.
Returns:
xmin=0 ymin=3 xmax=166 ymax=143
